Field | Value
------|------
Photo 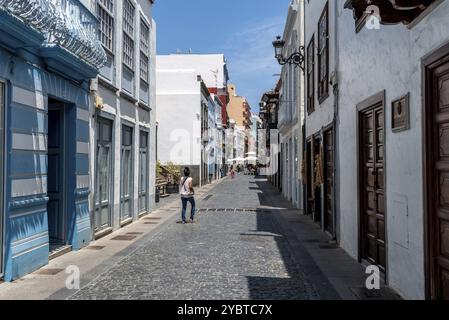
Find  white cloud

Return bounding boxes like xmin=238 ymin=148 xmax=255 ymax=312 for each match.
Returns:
xmin=225 ymin=16 xmax=284 ymax=77
xmin=223 ymin=16 xmax=284 ymax=109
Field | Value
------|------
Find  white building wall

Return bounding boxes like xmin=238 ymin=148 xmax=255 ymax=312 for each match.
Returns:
xmin=148 ymin=18 xmax=157 ymax=211
xmin=279 ymin=0 xmax=304 ymax=209
xmin=207 ymin=95 xmax=217 ymax=180
xmin=90 ymin=0 xmax=156 ymax=233
xmin=157 ymin=54 xmax=228 ymax=89
xmin=235 ymin=126 xmax=246 ymax=159
xmin=304 ymin=0 xmax=335 ymax=136
xmin=156 ymin=69 xmax=202 ymax=166
xmin=337 ymin=1 xmax=449 ymax=299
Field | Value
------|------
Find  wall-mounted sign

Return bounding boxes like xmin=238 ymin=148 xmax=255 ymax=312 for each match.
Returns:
xmin=392 ymin=93 xmax=410 ymax=132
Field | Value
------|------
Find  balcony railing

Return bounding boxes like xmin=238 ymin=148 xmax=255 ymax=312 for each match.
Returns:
xmin=0 ymin=0 xmax=106 ymax=68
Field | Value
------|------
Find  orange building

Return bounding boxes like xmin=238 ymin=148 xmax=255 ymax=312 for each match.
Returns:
xmin=227 ymin=84 xmax=252 ymax=129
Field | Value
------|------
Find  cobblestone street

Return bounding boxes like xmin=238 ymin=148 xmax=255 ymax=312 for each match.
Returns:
xmin=67 ymin=175 xmax=344 ymax=300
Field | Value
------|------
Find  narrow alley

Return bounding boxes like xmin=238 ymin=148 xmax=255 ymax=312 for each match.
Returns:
xmin=0 ymin=175 xmax=400 ymax=300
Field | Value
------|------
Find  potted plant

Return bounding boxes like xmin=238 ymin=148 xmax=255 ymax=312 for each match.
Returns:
xmin=165 ymin=162 xmax=181 ymax=194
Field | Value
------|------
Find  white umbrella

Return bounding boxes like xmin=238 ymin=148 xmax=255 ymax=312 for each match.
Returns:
xmin=234 ymin=157 xmax=245 ymax=162
xmin=246 ymin=156 xmax=258 ymax=161
xmin=246 ymin=152 xmax=256 ymax=155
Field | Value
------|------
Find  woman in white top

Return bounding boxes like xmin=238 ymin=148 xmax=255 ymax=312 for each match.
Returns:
xmin=179 ymin=167 xmax=195 ymax=224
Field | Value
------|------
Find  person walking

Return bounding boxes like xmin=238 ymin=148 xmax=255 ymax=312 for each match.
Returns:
xmin=179 ymin=167 xmax=195 ymax=224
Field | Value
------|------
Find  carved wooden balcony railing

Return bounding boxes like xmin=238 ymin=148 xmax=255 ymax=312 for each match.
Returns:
xmin=0 ymin=0 xmax=106 ymax=68
xmin=344 ymin=0 xmax=437 ymax=30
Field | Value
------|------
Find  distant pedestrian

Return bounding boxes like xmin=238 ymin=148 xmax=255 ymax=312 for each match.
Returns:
xmin=179 ymin=167 xmax=195 ymax=224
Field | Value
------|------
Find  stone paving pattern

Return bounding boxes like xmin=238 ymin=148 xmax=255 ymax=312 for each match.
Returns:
xmin=69 ymin=175 xmax=326 ymax=300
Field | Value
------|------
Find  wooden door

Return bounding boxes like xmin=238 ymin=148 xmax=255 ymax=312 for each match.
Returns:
xmin=324 ymin=128 xmax=334 ymax=235
xmin=95 ymin=117 xmax=113 ymax=232
xmin=306 ymin=140 xmax=313 ymax=215
xmin=120 ymin=125 xmax=133 ymax=221
xmin=360 ymin=104 xmax=386 ymax=272
xmin=313 ymin=136 xmax=322 ymax=225
xmin=47 ymin=105 xmax=66 ymax=248
xmin=427 ymin=57 xmax=449 ymax=300
xmin=138 ymin=131 xmax=149 ymax=214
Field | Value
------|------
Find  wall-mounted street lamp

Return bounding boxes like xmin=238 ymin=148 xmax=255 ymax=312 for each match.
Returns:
xmin=272 ymin=36 xmax=305 ymax=73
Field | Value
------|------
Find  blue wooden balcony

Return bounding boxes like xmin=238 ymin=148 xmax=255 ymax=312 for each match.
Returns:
xmin=0 ymin=0 xmax=106 ymax=80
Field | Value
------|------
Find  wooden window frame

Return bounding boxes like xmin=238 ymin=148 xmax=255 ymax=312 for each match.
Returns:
xmin=306 ymin=35 xmax=315 ymax=115
xmin=318 ymin=1 xmax=329 ymax=104
xmin=139 ymin=19 xmax=150 ymax=83
xmin=97 ymin=0 xmax=114 ymax=53
xmin=122 ymin=0 xmax=135 ymax=71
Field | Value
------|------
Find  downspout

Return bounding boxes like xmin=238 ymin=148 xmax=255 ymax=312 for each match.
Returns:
xmin=332 ymin=0 xmax=340 ymax=242
xmin=302 ymin=0 xmax=307 ymax=214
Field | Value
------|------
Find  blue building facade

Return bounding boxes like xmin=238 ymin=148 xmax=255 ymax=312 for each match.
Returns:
xmin=0 ymin=0 xmax=105 ymax=280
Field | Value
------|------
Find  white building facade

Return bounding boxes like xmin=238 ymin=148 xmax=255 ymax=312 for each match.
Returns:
xmin=157 ymin=54 xmax=229 ymax=180
xmin=279 ymin=0 xmax=304 ymax=210
xmin=156 ymin=60 xmax=222 ymax=186
xmin=90 ymin=0 xmax=157 ymax=237
xmin=303 ymin=0 xmax=449 ymax=299
xmin=337 ymin=0 xmax=449 ymax=300
xmin=156 ymin=67 xmax=202 ymax=185
xmin=304 ymin=0 xmax=337 ymax=238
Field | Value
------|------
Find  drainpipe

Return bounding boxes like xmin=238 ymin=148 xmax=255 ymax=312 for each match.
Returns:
xmin=331 ymin=0 xmax=340 ymax=242
xmin=301 ymin=0 xmax=307 ymax=214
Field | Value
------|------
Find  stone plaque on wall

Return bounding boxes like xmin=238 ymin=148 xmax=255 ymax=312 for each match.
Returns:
xmin=392 ymin=93 xmax=410 ymax=132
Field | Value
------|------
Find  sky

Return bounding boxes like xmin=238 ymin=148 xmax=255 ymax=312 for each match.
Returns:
xmin=153 ymin=0 xmax=290 ymax=113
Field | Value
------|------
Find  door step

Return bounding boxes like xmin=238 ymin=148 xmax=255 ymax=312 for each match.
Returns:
xmin=120 ymin=217 xmax=133 ymax=227
xmin=35 ymin=268 xmax=64 ymax=275
xmin=95 ymin=227 xmax=113 ymax=240
xmin=49 ymin=245 xmax=72 ymax=260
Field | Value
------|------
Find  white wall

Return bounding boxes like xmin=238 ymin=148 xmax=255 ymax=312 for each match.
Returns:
xmin=304 ymin=0 xmax=335 ymax=136
xmin=157 ymin=54 xmax=227 ymax=89
xmin=337 ymin=1 xmax=449 ymax=299
xmin=89 ymin=0 xmax=156 ymax=232
xmin=148 ymin=18 xmax=157 ymax=211
xmin=156 ymin=69 xmax=202 ymax=166
xmin=278 ymin=0 xmax=304 ymax=209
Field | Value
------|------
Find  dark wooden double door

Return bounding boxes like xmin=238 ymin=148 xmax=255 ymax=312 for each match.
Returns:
xmin=323 ymin=129 xmax=334 ymax=235
xmin=306 ymin=138 xmax=322 ymax=224
xmin=305 ymin=131 xmax=334 ymax=236
xmin=427 ymin=55 xmax=449 ymax=300
xmin=359 ymin=101 xmax=386 ymax=272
